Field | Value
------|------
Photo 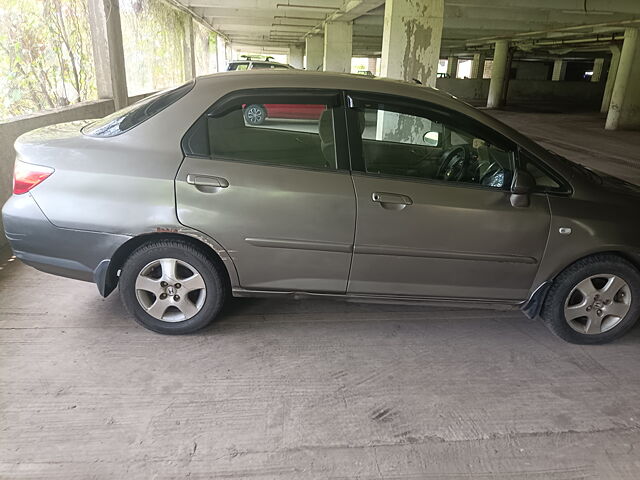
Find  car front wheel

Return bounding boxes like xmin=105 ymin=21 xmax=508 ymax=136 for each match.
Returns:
xmin=119 ymin=240 xmax=226 ymax=334
xmin=541 ymin=254 xmax=640 ymax=344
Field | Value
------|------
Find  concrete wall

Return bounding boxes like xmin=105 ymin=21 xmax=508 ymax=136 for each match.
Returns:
xmin=0 ymin=93 xmax=150 ymax=247
xmin=512 ymin=61 xmax=550 ymax=80
xmin=436 ymin=78 xmax=606 ymax=109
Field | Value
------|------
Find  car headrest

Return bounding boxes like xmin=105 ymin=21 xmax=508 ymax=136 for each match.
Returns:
xmin=212 ymin=107 xmax=246 ymax=130
xmin=318 ymin=109 xmax=333 ymax=144
xmin=356 ymin=110 xmax=366 ymax=135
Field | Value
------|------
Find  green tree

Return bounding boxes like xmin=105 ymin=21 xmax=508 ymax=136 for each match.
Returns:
xmin=0 ymin=0 xmax=96 ymax=120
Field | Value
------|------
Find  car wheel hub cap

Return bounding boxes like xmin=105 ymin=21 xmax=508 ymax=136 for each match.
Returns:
xmin=564 ymin=274 xmax=631 ymax=335
xmin=247 ymin=108 xmax=262 ymax=122
xmin=134 ymin=258 xmax=206 ymax=323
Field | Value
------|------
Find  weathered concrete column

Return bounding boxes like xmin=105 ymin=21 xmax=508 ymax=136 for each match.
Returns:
xmin=183 ymin=16 xmax=196 ymax=80
xmin=552 ymin=59 xmax=567 ymax=81
xmin=323 ymin=22 xmax=352 ymax=73
xmin=606 ymin=28 xmax=640 ymax=130
xmin=305 ymin=35 xmax=324 ymax=71
xmin=601 ymin=46 xmax=621 ymax=113
xmin=380 ymin=0 xmax=444 ymax=86
xmin=487 ymin=40 xmax=509 ymax=109
xmin=470 ymin=53 xmax=485 ymax=79
xmin=289 ymin=44 xmax=304 ymax=69
xmin=446 ymin=56 xmax=458 ymax=78
xmin=216 ymin=35 xmax=227 ymax=72
xmin=87 ymin=0 xmax=128 ymax=109
xmin=591 ymin=58 xmax=605 ymax=83
xmin=225 ymin=43 xmax=233 ymax=66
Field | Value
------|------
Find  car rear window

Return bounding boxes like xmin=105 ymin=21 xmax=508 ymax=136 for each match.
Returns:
xmin=82 ymin=80 xmax=194 ymax=137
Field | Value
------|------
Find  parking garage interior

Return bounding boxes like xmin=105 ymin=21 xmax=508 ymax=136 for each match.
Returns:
xmin=2 ymin=0 xmax=640 ymax=478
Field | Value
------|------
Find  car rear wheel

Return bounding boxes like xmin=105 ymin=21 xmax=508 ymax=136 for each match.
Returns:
xmin=119 ymin=239 xmax=226 ymax=334
xmin=243 ymin=104 xmax=266 ymax=125
xmin=541 ymin=254 xmax=640 ymax=344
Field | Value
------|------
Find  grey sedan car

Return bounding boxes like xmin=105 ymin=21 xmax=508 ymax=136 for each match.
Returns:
xmin=4 ymin=71 xmax=640 ymax=344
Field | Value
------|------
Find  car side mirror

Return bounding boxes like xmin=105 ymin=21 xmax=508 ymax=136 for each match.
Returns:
xmin=510 ymin=169 xmax=535 ymax=208
xmin=423 ymin=131 xmax=439 ymax=146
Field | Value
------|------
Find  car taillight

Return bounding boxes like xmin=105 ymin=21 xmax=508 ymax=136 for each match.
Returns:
xmin=13 ymin=160 xmax=54 ymax=195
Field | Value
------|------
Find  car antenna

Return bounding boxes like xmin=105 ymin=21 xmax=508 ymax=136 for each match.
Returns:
xmin=412 ymin=78 xmax=423 ymax=85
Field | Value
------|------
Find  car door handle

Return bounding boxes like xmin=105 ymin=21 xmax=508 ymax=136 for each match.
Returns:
xmin=186 ymin=174 xmax=229 ymax=188
xmin=372 ymin=192 xmax=413 ymax=206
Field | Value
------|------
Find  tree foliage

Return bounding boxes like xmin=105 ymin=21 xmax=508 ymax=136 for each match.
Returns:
xmin=0 ymin=0 xmax=96 ymax=120
xmin=121 ymin=0 xmax=187 ymax=95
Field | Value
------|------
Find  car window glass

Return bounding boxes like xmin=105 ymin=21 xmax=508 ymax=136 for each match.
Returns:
xmin=235 ymin=63 xmax=249 ymax=70
xmin=251 ymin=63 xmax=275 ymax=69
xmin=82 ymin=81 xmax=193 ymax=137
xmin=521 ymin=151 xmax=563 ymax=191
xmin=205 ymin=101 xmax=337 ymax=170
xmin=357 ymin=106 xmax=514 ymax=189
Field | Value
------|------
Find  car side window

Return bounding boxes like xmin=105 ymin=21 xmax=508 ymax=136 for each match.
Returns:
xmin=520 ymin=150 xmax=564 ymax=192
xmin=354 ymin=105 xmax=515 ymax=189
xmin=185 ymin=97 xmax=338 ymax=170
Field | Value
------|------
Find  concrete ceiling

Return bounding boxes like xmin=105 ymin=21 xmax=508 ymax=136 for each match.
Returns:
xmin=181 ymin=0 xmax=640 ymax=57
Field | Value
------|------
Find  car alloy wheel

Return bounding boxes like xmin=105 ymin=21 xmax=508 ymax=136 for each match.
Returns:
xmin=564 ymin=274 xmax=631 ymax=335
xmin=244 ymin=104 xmax=265 ymax=125
xmin=134 ymin=258 xmax=206 ymax=322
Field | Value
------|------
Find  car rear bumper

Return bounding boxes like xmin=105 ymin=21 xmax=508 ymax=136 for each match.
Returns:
xmin=2 ymin=194 xmax=130 ymax=294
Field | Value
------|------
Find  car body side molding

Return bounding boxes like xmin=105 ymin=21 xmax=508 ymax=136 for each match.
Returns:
xmin=355 ymin=245 xmax=538 ymax=264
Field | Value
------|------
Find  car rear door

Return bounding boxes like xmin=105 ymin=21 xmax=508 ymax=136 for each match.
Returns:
xmin=345 ymin=93 xmax=551 ymax=302
xmin=176 ymin=89 xmax=355 ymax=293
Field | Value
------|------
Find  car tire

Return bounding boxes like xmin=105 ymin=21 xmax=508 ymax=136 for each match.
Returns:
xmin=243 ymin=104 xmax=266 ymax=125
xmin=119 ymin=239 xmax=227 ymax=334
xmin=540 ymin=254 xmax=640 ymax=344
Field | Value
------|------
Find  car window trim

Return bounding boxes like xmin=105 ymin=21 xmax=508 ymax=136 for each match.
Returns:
xmin=181 ymin=87 xmax=351 ymax=171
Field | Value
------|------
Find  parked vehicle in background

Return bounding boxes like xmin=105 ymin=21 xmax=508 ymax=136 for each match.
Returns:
xmin=4 ymin=70 xmax=640 ymax=345
xmin=227 ymin=56 xmax=294 ymax=71
xmin=243 ymin=103 xmax=326 ymax=125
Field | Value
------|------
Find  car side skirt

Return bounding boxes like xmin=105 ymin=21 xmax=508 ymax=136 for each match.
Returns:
xmin=232 ymin=287 xmax=524 ymax=310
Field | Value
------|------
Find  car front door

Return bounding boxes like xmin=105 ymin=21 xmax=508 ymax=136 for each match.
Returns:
xmin=345 ymin=94 xmax=551 ymax=302
xmin=176 ymin=89 xmax=355 ymax=293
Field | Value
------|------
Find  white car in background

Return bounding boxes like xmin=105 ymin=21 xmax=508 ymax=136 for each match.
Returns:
xmin=227 ymin=57 xmax=294 ymax=71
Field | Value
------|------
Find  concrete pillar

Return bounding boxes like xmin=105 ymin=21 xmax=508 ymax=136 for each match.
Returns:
xmin=323 ymin=22 xmax=352 ymax=73
xmin=552 ymin=59 xmax=567 ymax=81
xmin=87 ymin=0 xmax=128 ymax=109
xmin=216 ymin=35 xmax=227 ymax=72
xmin=380 ymin=0 xmax=444 ymax=87
xmin=305 ymin=35 xmax=324 ymax=71
xmin=446 ymin=56 xmax=458 ymax=78
xmin=183 ymin=16 xmax=196 ymax=80
xmin=606 ymin=28 xmax=640 ymax=130
xmin=487 ymin=40 xmax=509 ymax=109
xmin=289 ymin=44 xmax=304 ymax=69
xmin=470 ymin=53 xmax=485 ymax=79
xmin=591 ymin=58 xmax=605 ymax=83
xmin=601 ymin=46 xmax=621 ymax=113
xmin=225 ymin=43 xmax=233 ymax=65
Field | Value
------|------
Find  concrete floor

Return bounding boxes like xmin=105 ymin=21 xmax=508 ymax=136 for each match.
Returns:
xmin=2 ymin=110 xmax=640 ymax=479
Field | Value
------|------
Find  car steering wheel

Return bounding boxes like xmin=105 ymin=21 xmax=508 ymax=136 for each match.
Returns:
xmin=437 ymin=146 xmax=469 ymax=182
